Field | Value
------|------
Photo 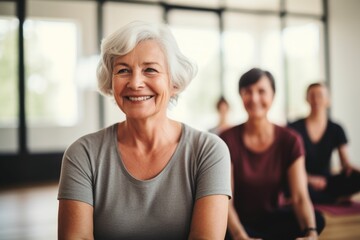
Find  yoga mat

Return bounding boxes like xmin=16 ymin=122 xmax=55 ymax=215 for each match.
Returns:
xmin=315 ymin=201 xmax=360 ymax=216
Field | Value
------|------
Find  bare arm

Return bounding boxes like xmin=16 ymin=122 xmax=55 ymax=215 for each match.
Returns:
xmin=58 ymin=199 xmax=94 ymax=240
xmin=188 ymin=194 xmax=229 ymax=240
xmin=287 ymin=156 xmax=318 ymax=239
xmin=228 ymin=198 xmax=253 ymax=240
xmin=338 ymin=144 xmax=357 ymax=175
xmin=307 ymin=174 xmax=327 ymax=190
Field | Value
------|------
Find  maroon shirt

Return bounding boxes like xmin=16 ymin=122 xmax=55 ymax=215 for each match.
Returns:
xmin=220 ymin=124 xmax=304 ymax=223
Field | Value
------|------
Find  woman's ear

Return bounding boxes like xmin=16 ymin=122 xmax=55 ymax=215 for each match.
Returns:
xmin=171 ymin=84 xmax=179 ymax=96
xmin=326 ymin=96 xmax=331 ymax=108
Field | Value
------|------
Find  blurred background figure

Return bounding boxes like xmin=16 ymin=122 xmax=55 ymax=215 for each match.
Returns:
xmin=209 ymin=96 xmax=232 ymax=135
xmin=288 ymin=82 xmax=360 ymax=204
xmin=221 ymin=68 xmax=324 ymax=240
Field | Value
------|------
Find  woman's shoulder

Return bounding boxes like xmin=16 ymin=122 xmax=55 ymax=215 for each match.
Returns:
xmin=183 ymin=123 xmax=219 ymax=141
xmin=327 ymin=119 xmax=348 ymax=140
xmin=66 ymin=124 xmax=116 ymax=153
xmin=328 ymin=118 xmax=345 ymax=130
xmin=181 ymin=124 xmax=231 ymax=170
xmin=275 ymin=125 xmax=304 ymax=159
xmin=182 ymin=124 xmax=229 ymax=149
xmin=288 ymin=118 xmax=306 ymax=128
xmin=219 ymin=123 xmax=244 ymax=139
xmin=275 ymin=124 xmax=302 ymax=142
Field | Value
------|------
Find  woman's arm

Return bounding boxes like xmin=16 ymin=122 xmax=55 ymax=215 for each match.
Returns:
xmin=228 ymin=198 xmax=254 ymax=240
xmin=287 ymin=156 xmax=318 ymax=239
xmin=188 ymin=194 xmax=228 ymax=240
xmin=338 ymin=144 xmax=358 ymax=175
xmin=226 ymin=164 xmax=260 ymax=240
xmin=307 ymin=174 xmax=327 ymax=190
xmin=58 ymin=199 xmax=94 ymax=240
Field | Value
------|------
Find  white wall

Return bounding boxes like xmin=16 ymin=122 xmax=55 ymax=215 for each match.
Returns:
xmin=329 ymin=0 xmax=360 ymax=167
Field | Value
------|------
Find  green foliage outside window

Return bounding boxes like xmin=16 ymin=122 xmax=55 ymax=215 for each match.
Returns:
xmin=0 ymin=18 xmax=18 ymax=125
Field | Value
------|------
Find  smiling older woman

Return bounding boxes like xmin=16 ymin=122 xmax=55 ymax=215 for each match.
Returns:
xmin=57 ymin=21 xmax=231 ymax=240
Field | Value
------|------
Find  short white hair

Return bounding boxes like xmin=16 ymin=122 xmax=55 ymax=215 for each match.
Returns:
xmin=96 ymin=21 xmax=197 ymax=101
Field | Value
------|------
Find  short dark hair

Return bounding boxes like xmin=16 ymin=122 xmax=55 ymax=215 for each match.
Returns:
xmin=306 ymin=82 xmax=326 ymax=95
xmin=238 ymin=68 xmax=276 ymax=93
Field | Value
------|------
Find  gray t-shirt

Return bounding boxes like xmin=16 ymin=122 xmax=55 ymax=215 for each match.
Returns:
xmin=58 ymin=123 xmax=231 ymax=240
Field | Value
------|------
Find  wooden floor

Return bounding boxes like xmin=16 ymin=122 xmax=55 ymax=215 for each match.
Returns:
xmin=320 ymin=213 xmax=360 ymax=240
xmin=319 ymin=193 xmax=360 ymax=240
xmin=0 ymin=182 xmax=360 ymax=240
xmin=0 ymin=182 xmax=58 ymax=240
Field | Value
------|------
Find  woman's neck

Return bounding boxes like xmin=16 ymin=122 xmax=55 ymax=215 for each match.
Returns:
xmin=244 ymin=118 xmax=273 ymax=136
xmin=218 ymin=115 xmax=229 ymax=127
xmin=118 ymin=118 xmax=180 ymax=151
xmin=243 ymin=118 xmax=274 ymax=152
xmin=307 ymin=109 xmax=328 ymax=123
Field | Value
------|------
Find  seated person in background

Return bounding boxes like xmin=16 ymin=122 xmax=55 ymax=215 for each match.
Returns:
xmin=57 ymin=21 xmax=232 ymax=240
xmin=209 ymin=96 xmax=232 ymax=135
xmin=288 ymin=82 xmax=360 ymax=204
xmin=221 ymin=68 xmax=324 ymax=240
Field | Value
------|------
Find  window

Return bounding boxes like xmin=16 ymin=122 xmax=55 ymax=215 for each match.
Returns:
xmin=286 ymin=0 xmax=323 ymax=15
xmin=284 ymin=17 xmax=325 ymax=121
xmin=168 ymin=10 xmax=222 ymax=131
xmin=223 ymin=12 xmax=285 ymax=125
xmin=24 ymin=20 xmax=78 ymax=126
xmin=0 ymin=2 xmax=18 ymax=153
xmin=226 ymin=0 xmax=280 ymax=11
xmin=26 ymin=0 xmax=99 ymax=152
xmin=165 ymin=0 xmax=221 ymax=8
xmin=0 ymin=0 xmax=328 ymax=154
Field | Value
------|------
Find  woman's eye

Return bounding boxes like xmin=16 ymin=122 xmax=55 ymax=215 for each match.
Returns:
xmin=144 ymin=68 xmax=157 ymax=73
xmin=117 ymin=68 xmax=130 ymax=74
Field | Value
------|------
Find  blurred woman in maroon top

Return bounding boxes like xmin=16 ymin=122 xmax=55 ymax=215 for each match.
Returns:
xmin=220 ymin=68 xmax=324 ymax=240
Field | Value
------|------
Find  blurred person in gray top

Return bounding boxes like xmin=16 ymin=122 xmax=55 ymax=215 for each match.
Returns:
xmin=57 ymin=21 xmax=231 ymax=240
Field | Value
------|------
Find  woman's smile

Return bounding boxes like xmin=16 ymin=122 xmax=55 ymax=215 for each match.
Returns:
xmin=125 ymin=95 xmax=154 ymax=102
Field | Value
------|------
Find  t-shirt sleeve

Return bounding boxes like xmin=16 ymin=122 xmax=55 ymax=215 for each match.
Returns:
xmin=57 ymin=139 xmax=94 ymax=206
xmin=287 ymin=129 xmax=305 ymax=168
xmin=194 ymin=133 xmax=232 ymax=200
xmin=287 ymin=120 xmax=303 ymax=134
xmin=334 ymin=123 xmax=348 ymax=147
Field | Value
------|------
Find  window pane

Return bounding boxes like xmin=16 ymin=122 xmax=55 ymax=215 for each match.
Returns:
xmin=168 ymin=10 xmax=221 ymax=131
xmin=26 ymin=0 xmax=99 ymax=152
xmin=103 ymin=2 xmax=163 ymax=36
xmin=284 ymin=17 xmax=325 ymax=121
xmin=286 ymin=0 xmax=323 ymax=16
xmin=165 ymin=0 xmax=221 ymax=8
xmin=25 ymin=20 xmax=78 ymax=125
xmin=226 ymin=0 xmax=280 ymax=11
xmin=0 ymin=2 xmax=18 ymax=153
xmin=103 ymin=2 xmax=164 ymax=127
xmin=223 ymin=12 xmax=285 ymax=125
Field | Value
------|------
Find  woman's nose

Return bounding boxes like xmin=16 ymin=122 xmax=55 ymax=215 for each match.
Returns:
xmin=127 ymin=72 xmax=144 ymax=90
xmin=249 ymin=92 xmax=259 ymax=103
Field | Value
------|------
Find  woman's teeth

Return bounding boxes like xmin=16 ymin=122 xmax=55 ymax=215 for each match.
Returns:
xmin=128 ymin=96 xmax=152 ymax=101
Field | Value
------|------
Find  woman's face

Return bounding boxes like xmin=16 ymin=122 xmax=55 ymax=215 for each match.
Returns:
xmin=240 ymin=76 xmax=274 ymax=120
xmin=112 ymin=40 xmax=174 ymax=120
xmin=306 ymin=85 xmax=330 ymax=111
